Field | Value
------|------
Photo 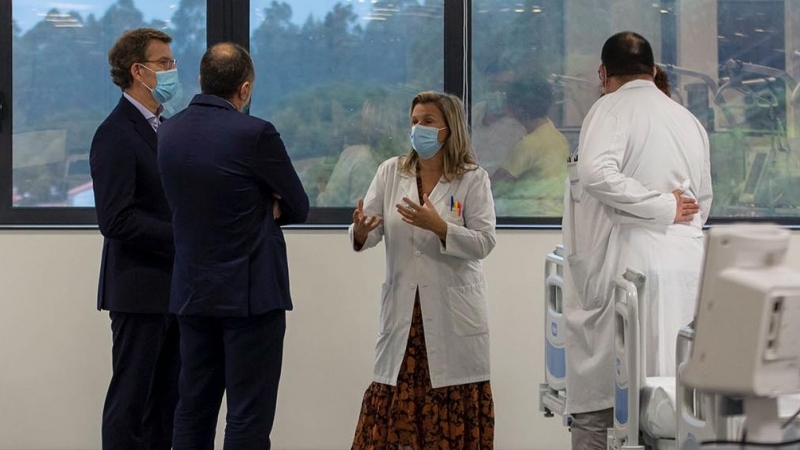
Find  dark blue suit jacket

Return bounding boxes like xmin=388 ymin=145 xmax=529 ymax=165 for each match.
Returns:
xmin=90 ymin=96 xmax=174 ymax=313
xmin=158 ymin=94 xmax=309 ymax=317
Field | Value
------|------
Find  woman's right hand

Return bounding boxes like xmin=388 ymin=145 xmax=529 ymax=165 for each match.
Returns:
xmin=353 ymin=198 xmax=382 ymax=248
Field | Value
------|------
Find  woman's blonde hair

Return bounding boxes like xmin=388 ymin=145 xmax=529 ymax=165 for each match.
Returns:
xmin=399 ymin=91 xmax=477 ymax=181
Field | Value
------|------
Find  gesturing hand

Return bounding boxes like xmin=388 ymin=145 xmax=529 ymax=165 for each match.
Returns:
xmin=672 ymin=189 xmax=699 ymax=223
xmin=353 ymin=198 xmax=382 ymax=247
xmin=396 ymin=194 xmax=447 ymax=240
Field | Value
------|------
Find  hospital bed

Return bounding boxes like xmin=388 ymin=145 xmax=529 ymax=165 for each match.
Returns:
xmin=538 ymin=243 xmax=799 ymax=449
xmin=537 ymin=246 xmax=685 ymax=446
xmin=607 ymin=269 xmax=783 ymax=450
xmin=538 ymin=245 xmax=569 ymax=426
xmin=609 ymin=224 xmax=800 ymax=449
xmin=608 ymin=268 xmax=714 ymax=450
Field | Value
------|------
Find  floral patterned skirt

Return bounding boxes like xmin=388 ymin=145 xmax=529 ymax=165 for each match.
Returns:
xmin=352 ymin=294 xmax=494 ymax=449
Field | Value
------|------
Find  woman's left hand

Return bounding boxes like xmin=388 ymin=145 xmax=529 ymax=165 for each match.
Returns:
xmin=396 ymin=194 xmax=448 ymax=241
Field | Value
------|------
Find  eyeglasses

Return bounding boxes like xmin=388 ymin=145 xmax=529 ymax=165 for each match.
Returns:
xmin=143 ymin=58 xmax=177 ymax=70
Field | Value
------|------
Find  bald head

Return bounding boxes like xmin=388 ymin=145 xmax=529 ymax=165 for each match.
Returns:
xmin=601 ymin=31 xmax=654 ymax=78
xmin=200 ymin=42 xmax=255 ymax=101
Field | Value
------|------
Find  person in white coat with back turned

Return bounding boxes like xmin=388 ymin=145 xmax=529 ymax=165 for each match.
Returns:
xmin=349 ymin=91 xmax=497 ymax=449
xmin=562 ymin=31 xmax=713 ymax=449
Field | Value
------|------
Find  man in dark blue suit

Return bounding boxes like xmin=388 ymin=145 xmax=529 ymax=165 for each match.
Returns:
xmin=158 ymin=42 xmax=309 ymax=449
xmin=90 ymin=28 xmax=181 ymax=450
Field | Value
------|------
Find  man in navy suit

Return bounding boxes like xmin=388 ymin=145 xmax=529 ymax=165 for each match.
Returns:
xmin=158 ymin=42 xmax=309 ymax=449
xmin=90 ymin=28 xmax=181 ymax=450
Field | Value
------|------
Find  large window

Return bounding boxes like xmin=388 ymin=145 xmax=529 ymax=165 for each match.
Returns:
xmin=249 ymin=0 xmax=445 ymax=220
xmin=2 ymin=0 xmax=800 ymax=226
xmin=473 ymin=0 xmax=800 ymax=223
xmin=2 ymin=0 xmax=207 ymax=225
xmin=472 ymin=0 xmax=565 ymax=223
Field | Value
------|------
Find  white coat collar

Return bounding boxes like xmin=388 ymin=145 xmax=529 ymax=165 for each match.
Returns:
xmin=617 ymin=79 xmax=657 ymax=92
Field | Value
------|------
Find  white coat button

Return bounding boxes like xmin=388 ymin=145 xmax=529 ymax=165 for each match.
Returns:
xmin=414 ymin=250 xmax=421 ymax=257
xmin=409 ymin=283 xmax=415 ymax=290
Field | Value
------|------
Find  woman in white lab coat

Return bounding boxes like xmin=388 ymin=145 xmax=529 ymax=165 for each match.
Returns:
xmin=349 ymin=91 xmax=497 ymax=449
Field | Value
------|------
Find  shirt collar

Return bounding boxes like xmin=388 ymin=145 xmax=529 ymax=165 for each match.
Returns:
xmin=123 ymin=92 xmax=163 ymax=126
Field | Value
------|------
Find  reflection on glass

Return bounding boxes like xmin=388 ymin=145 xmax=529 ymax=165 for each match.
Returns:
xmin=11 ymin=0 xmax=207 ymax=207
xmin=474 ymin=0 xmax=800 ymax=219
xmin=249 ymin=0 xmax=444 ymax=208
xmin=11 ymin=0 xmax=800 ymax=220
xmin=472 ymin=0 xmax=566 ymax=218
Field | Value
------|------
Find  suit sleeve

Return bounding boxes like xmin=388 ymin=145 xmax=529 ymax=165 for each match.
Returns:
xmin=90 ymin=123 xmax=173 ymax=251
xmin=251 ymin=123 xmax=310 ymax=226
xmin=578 ymin=112 xmax=677 ymax=225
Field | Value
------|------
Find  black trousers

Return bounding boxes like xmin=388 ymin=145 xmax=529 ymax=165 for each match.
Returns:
xmin=102 ymin=312 xmax=181 ymax=450
xmin=172 ymin=309 xmax=286 ymax=450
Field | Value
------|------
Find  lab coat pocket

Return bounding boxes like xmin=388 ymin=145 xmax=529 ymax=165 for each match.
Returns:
xmin=447 ymin=282 xmax=489 ymax=336
xmin=443 ymin=209 xmax=464 ymax=226
xmin=379 ymin=282 xmax=393 ymax=335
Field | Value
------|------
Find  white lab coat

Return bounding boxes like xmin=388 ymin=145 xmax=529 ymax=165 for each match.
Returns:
xmin=349 ymin=156 xmax=497 ymax=388
xmin=563 ymin=80 xmax=713 ymax=414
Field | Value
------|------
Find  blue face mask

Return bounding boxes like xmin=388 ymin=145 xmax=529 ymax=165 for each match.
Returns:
xmin=140 ymin=65 xmax=180 ymax=104
xmin=410 ymin=124 xmax=447 ymax=159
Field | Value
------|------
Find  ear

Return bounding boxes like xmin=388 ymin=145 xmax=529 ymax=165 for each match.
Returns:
xmin=130 ymin=63 xmax=142 ymax=82
xmin=653 ymin=66 xmax=658 ymax=77
xmin=239 ymin=81 xmax=252 ymax=101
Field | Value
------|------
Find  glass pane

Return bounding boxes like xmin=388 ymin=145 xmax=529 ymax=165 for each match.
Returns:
xmin=473 ymin=0 xmax=800 ymax=220
xmin=12 ymin=0 xmax=207 ymax=207
xmin=250 ymin=0 xmax=445 ymax=208
xmin=472 ymin=1 xmax=567 ymax=218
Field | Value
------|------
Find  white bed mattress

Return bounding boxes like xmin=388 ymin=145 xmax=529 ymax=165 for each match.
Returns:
xmin=638 ymin=378 xmax=800 ymax=441
xmin=639 ymin=377 xmax=677 ymax=439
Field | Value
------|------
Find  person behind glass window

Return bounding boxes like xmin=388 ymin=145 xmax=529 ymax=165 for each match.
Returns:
xmin=654 ymin=65 xmax=671 ymax=97
xmin=89 ymin=28 xmax=180 ymax=450
xmin=157 ymin=42 xmax=309 ymax=449
xmin=317 ymin=91 xmax=405 ymax=207
xmin=349 ymin=91 xmax=496 ymax=449
xmin=562 ymin=31 xmax=712 ymax=450
xmin=471 ymin=61 xmax=527 ymax=177
xmin=491 ymin=77 xmax=569 ymax=216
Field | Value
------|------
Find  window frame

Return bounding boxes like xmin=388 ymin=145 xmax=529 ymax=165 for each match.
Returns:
xmin=1 ymin=0 xmax=799 ymax=229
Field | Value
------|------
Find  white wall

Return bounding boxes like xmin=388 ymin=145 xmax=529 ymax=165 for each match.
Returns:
xmin=1 ymin=229 xmax=799 ymax=449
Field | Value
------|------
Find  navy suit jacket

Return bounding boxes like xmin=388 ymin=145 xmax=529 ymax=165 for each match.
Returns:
xmin=158 ymin=94 xmax=309 ymax=317
xmin=90 ymin=96 xmax=174 ymax=313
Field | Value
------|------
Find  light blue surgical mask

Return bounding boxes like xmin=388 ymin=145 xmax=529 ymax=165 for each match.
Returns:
xmin=139 ymin=64 xmax=180 ymax=104
xmin=410 ymin=124 xmax=447 ymax=159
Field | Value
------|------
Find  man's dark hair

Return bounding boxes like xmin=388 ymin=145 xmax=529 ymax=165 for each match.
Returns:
xmin=601 ymin=31 xmax=654 ymax=78
xmin=108 ymin=28 xmax=172 ymax=89
xmin=200 ymin=43 xmax=255 ymax=100
xmin=506 ymin=77 xmax=554 ymax=122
